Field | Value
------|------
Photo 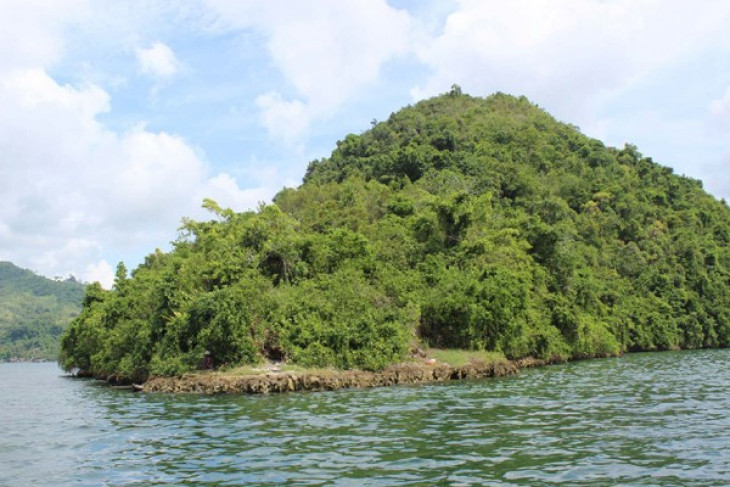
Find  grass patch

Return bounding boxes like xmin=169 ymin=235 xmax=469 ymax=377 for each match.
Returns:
xmin=190 ymin=351 xmax=508 ymax=378
xmin=216 ymin=364 xmax=266 ymax=376
xmin=201 ymin=362 xmax=340 ymax=377
xmin=278 ymin=364 xmax=341 ymax=376
xmin=427 ymin=348 xmax=505 ymax=367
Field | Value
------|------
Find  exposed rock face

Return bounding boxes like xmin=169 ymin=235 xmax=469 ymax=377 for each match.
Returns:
xmin=139 ymin=358 xmax=551 ymax=395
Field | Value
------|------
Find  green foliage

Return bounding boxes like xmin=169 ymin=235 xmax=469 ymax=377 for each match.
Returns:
xmin=60 ymin=91 xmax=730 ymax=382
xmin=419 ymin=261 xmax=531 ymax=353
xmin=273 ymin=267 xmax=416 ymax=370
xmin=0 ymin=262 xmax=85 ymax=360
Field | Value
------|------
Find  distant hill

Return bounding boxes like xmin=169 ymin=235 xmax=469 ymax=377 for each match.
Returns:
xmin=0 ymin=262 xmax=86 ymax=360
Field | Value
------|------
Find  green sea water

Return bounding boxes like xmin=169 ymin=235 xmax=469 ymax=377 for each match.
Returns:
xmin=1 ymin=350 xmax=729 ymax=486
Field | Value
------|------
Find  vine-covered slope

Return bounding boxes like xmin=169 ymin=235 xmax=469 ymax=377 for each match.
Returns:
xmin=60 ymin=92 xmax=730 ymax=382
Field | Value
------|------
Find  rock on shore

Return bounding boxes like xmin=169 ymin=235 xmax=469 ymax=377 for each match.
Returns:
xmin=140 ymin=358 xmax=550 ymax=395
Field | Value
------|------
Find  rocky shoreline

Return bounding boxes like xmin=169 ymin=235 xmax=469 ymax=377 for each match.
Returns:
xmin=139 ymin=357 xmax=553 ymax=395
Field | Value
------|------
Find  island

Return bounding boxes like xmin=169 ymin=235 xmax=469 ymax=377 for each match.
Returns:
xmin=59 ymin=89 xmax=730 ymax=393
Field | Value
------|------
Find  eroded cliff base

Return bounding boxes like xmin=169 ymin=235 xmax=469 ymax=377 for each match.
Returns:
xmin=140 ymin=357 xmax=553 ymax=395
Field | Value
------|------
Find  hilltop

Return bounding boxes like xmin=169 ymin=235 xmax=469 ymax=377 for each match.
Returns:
xmin=60 ymin=91 xmax=730 ymax=384
xmin=0 ymin=262 xmax=85 ymax=360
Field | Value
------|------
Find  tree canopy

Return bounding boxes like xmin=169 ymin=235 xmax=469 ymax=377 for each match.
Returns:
xmin=60 ymin=92 xmax=730 ymax=382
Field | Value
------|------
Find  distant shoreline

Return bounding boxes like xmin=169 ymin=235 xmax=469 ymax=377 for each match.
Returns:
xmin=0 ymin=358 xmax=55 ymax=364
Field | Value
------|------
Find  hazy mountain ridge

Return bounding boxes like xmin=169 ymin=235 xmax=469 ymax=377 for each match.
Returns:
xmin=0 ymin=262 xmax=85 ymax=360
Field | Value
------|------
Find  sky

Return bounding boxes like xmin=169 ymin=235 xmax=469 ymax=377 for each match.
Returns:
xmin=2 ymin=0 xmax=730 ymax=288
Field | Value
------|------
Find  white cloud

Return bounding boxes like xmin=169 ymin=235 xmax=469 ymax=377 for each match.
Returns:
xmin=255 ymin=92 xmax=310 ymax=144
xmin=202 ymin=173 xmax=274 ymax=211
xmin=412 ymin=0 xmax=730 ymax=124
xmin=0 ymin=0 xmax=90 ymax=71
xmin=0 ymin=1 xmax=300 ymax=285
xmin=85 ymin=260 xmax=115 ymax=289
xmin=0 ymin=67 xmax=256 ymax=284
xmin=205 ymin=0 xmax=413 ymax=141
xmin=135 ymin=42 xmax=181 ymax=79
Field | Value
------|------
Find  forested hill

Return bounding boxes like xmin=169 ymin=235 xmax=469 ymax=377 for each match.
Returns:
xmin=60 ymin=91 xmax=730 ymax=383
xmin=0 ymin=262 xmax=85 ymax=360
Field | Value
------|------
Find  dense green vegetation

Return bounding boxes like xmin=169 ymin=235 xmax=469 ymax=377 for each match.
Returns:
xmin=59 ymin=91 xmax=730 ymax=383
xmin=0 ymin=262 xmax=85 ymax=360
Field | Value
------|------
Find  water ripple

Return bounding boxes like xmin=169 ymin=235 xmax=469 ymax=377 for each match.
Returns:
xmin=2 ymin=350 xmax=730 ymax=485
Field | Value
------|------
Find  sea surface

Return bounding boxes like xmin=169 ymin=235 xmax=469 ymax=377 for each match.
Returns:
xmin=1 ymin=350 xmax=729 ymax=486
